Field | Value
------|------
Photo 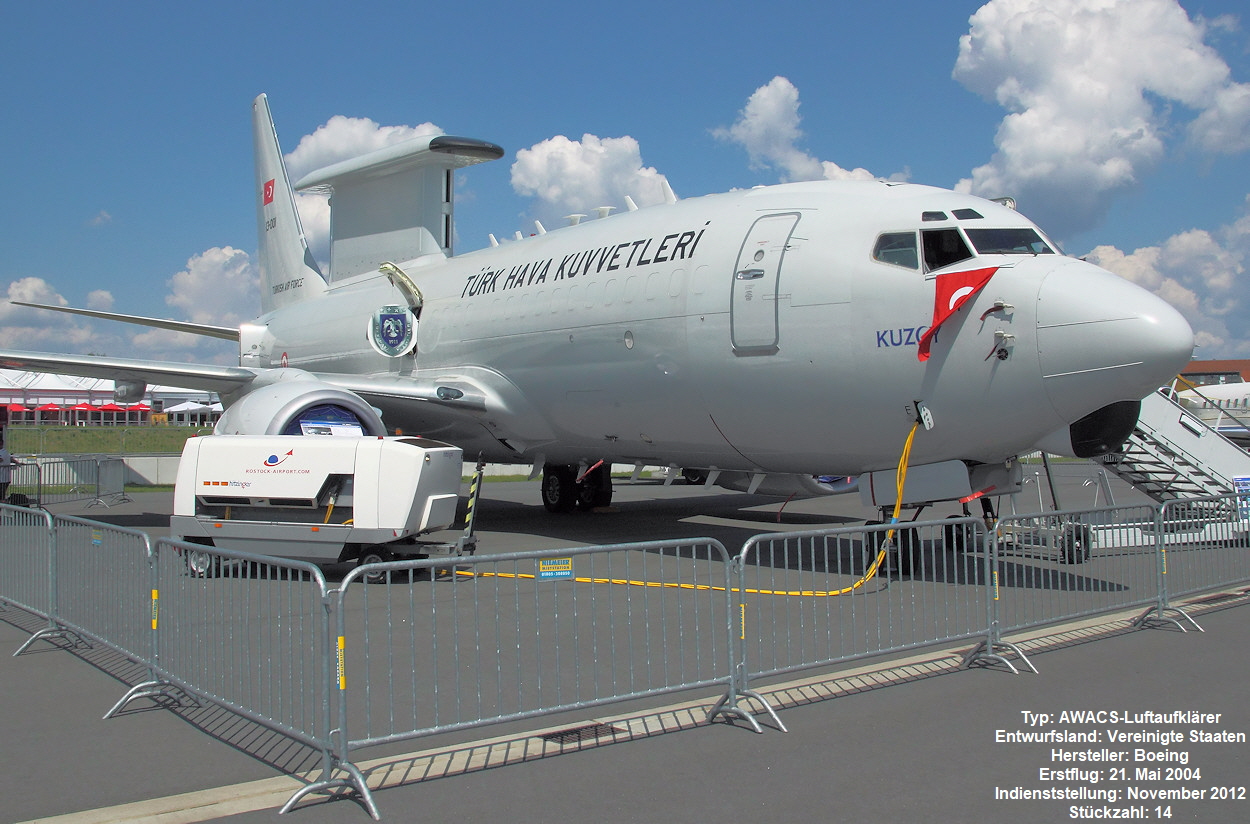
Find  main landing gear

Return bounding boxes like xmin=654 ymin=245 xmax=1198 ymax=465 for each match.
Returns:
xmin=542 ymin=462 xmax=613 ymax=513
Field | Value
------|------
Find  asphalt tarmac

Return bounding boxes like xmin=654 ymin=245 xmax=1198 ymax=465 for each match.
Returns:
xmin=3 ymin=469 xmax=1246 ymax=823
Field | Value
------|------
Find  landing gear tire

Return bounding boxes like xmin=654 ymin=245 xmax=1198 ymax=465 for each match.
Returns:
xmin=1060 ymin=525 xmax=1093 ymax=565
xmin=357 ymin=546 xmax=393 ymax=584
xmin=575 ymin=464 xmax=613 ymax=511
xmin=542 ymin=465 xmax=578 ymax=513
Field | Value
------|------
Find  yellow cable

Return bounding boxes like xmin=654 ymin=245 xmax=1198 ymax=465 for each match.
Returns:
xmin=449 ymin=422 xmax=923 ymax=598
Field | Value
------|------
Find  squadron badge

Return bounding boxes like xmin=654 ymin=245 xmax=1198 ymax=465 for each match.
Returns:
xmin=367 ymin=305 xmax=417 ymax=357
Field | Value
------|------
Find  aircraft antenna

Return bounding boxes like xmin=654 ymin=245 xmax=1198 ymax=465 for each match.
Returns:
xmin=594 ymin=206 xmax=615 ymax=219
xmin=661 ymin=180 xmax=678 ymax=204
xmin=489 ymin=234 xmax=499 ymax=247
xmin=565 ymin=214 xmax=586 ymax=226
xmin=534 ymin=220 xmax=547 ymax=235
xmin=624 ymin=196 xmax=639 ymax=212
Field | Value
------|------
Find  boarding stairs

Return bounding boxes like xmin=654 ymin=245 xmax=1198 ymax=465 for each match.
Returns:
xmin=1098 ymin=389 xmax=1250 ymax=501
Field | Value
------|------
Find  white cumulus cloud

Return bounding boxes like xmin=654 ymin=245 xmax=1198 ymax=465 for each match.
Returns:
xmin=1086 ymin=196 xmax=1250 ymax=356
xmin=1 ymin=277 xmax=114 ymax=353
xmin=954 ymin=0 xmax=1250 ymax=239
xmin=511 ymin=133 xmax=673 ymax=220
xmin=282 ymin=115 xmax=443 ymax=261
xmin=163 ymin=246 xmax=259 ymax=328
xmin=712 ymin=76 xmax=883 ymax=183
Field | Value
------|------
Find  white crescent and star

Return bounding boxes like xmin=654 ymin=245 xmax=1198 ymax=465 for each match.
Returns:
xmin=948 ymin=286 xmax=976 ymax=310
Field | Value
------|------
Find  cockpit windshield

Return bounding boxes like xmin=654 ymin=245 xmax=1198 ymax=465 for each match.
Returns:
xmin=964 ymin=228 xmax=1054 ymax=256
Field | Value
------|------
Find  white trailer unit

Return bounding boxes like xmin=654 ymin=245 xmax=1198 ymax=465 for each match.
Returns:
xmin=171 ymin=435 xmax=468 ymax=572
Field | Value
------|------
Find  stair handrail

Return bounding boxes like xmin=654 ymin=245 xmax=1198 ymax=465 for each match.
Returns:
xmin=1169 ymin=375 xmax=1250 ymax=434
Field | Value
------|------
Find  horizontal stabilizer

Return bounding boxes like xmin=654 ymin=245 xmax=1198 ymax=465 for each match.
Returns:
xmin=0 ymin=349 xmax=257 ymax=396
xmin=10 ymin=301 xmax=239 ymax=341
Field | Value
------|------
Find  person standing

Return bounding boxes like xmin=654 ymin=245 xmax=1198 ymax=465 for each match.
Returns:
xmin=0 ymin=429 xmax=18 ymax=503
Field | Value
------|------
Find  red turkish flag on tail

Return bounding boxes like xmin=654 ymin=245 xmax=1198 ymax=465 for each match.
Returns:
xmin=916 ymin=266 xmax=999 ymax=361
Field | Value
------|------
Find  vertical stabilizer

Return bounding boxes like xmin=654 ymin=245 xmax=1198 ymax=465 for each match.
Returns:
xmin=253 ymin=94 xmax=327 ymax=314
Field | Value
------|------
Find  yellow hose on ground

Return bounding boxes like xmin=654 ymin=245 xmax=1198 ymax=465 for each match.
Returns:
xmin=453 ymin=421 xmax=923 ymax=598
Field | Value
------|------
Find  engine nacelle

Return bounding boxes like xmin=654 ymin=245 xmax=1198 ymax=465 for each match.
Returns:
xmin=113 ymin=380 xmax=147 ymax=404
xmin=214 ymin=371 xmax=386 ymax=437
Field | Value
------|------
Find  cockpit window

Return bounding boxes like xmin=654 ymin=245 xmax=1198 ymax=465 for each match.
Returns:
xmin=873 ymin=232 xmax=919 ymax=269
xmin=922 ymin=228 xmax=974 ymax=271
xmin=965 ymin=228 xmax=1054 ymax=255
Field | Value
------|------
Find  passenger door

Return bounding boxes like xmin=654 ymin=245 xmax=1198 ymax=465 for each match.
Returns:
xmin=731 ymin=212 xmax=800 ymax=355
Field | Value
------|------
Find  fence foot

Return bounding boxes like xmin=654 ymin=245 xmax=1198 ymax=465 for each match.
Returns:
xmin=962 ymin=639 xmax=1038 ymax=675
xmin=87 ymin=492 xmax=133 ymax=509
xmin=13 ymin=626 xmax=88 ymax=656
xmin=280 ymin=759 xmax=379 ymax=820
xmin=1131 ymin=605 xmax=1204 ymax=633
xmin=707 ymin=687 xmax=788 ymax=733
xmin=103 ymin=680 xmax=199 ymax=720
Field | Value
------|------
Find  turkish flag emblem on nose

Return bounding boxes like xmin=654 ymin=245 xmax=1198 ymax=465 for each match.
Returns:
xmin=917 ymin=266 xmax=999 ymax=361
xmin=263 ymin=179 xmax=275 ymax=205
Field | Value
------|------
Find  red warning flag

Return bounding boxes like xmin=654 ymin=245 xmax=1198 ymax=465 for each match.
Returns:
xmin=916 ymin=266 xmax=999 ymax=362
xmin=263 ymin=179 xmax=275 ymax=205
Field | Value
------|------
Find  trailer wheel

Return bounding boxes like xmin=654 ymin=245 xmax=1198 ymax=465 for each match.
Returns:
xmin=542 ymin=465 xmax=577 ymax=513
xmin=184 ymin=541 xmax=219 ymax=578
xmin=357 ymin=546 xmax=393 ymax=584
xmin=1060 ymin=525 xmax=1093 ymax=564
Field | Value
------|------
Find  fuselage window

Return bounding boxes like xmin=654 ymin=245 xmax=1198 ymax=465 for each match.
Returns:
xmin=873 ymin=232 xmax=919 ymax=269
xmin=965 ymin=227 xmax=1054 ymax=255
xmin=922 ymin=228 xmax=974 ymax=271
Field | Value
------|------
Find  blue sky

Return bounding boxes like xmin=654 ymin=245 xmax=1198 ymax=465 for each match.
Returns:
xmin=2 ymin=0 xmax=1248 ymax=361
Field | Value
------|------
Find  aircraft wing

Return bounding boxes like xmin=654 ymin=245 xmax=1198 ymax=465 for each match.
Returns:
xmin=0 ymin=349 xmax=258 ymax=395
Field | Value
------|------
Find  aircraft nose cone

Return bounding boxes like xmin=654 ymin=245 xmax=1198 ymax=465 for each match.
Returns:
xmin=1036 ymin=258 xmax=1194 ymax=421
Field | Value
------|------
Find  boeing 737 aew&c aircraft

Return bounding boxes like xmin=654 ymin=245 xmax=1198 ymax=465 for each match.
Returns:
xmin=2 ymin=94 xmax=1194 ymax=517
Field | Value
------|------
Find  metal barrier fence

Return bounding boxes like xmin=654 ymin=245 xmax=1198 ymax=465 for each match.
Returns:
xmin=293 ymin=539 xmax=767 ymax=817
xmin=991 ymin=502 xmax=1164 ymax=633
xmin=0 ymin=503 xmax=54 ymax=620
xmin=736 ymin=517 xmax=989 ymax=685
xmin=2 ymin=493 xmax=1249 ymax=819
xmin=7 ymin=456 xmax=130 ymax=508
xmin=25 ymin=517 xmax=155 ymax=665
xmin=1157 ymin=494 xmax=1250 ymax=602
xmin=118 ymin=541 xmax=332 ymax=766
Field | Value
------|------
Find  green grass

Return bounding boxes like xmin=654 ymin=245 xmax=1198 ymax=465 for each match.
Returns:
xmin=6 ymin=425 xmax=214 ymax=455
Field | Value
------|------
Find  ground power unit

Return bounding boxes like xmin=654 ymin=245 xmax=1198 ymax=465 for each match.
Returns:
xmin=171 ymin=435 xmax=473 ymax=574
